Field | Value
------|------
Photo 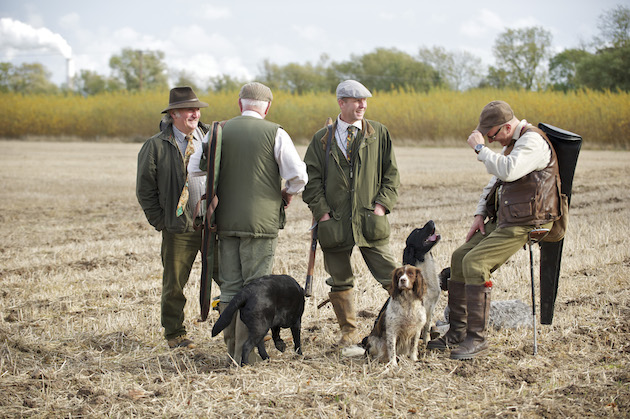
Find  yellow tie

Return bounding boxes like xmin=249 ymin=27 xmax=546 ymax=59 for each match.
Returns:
xmin=346 ymin=126 xmax=357 ymax=162
xmin=176 ymin=134 xmax=195 ymax=217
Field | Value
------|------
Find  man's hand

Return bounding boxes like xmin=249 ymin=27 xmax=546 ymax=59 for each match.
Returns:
xmin=465 ymin=214 xmax=486 ymax=242
xmin=374 ymin=203 xmax=386 ymax=216
xmin=467 ymin=130 xmax=485 ymax=150
xmin=281 ymin=188 xmax=293 ymax=208
xmin=319 ymin=213 xmax=331 ymax=222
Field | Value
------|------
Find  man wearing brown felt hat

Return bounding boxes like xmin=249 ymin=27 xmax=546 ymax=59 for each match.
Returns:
xmin=137 ymin=86 xmax=212 ymax=350
xmin=427 ymin=100 xmax=563 ymax=360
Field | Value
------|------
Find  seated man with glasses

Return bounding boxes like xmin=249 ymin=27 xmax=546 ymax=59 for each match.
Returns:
xmin=427 ymin=100 xmax=562 ymax=360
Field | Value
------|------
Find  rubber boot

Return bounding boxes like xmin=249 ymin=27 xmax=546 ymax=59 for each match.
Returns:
xmin=328 ymin=289 xmax=359 ymax=347
xmin=450 ymin=284 xmax=491 ymax=360
xmin=218 ymin=302 xmax=236 ymax=361
xmin=427 ymin=280 xmax=467 ymax=350
xmin=234 ymin=314 xmax=262 ymax=365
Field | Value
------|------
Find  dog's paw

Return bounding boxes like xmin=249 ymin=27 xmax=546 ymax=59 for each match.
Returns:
xmin=274 ymin=339 xmax=287 ymax=352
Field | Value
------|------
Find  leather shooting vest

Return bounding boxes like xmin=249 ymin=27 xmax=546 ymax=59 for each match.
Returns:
xmin=488 ymin=126 xmax=562 ymax=228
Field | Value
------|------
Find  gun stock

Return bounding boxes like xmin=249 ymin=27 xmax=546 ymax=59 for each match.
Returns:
xmin=304 ymin=219 xmax=317 ymax=297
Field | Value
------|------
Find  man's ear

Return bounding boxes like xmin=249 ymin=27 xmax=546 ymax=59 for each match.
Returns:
xmin=264 ymin=101 xmax=271 ymax=116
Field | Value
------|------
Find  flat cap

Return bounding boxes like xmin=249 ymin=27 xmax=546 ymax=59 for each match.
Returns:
xmin=239 ymin=82 xmax=273 ymax=102
xmin=476 ymin=100 xmax=514 ymax=135
xmin=336 ymin=80 xmax=372 ymax=99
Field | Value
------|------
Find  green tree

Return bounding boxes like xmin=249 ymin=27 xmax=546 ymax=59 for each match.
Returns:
xmin=491 ymin=26 xmax=552 ymax=90
xmin=208 ymin=74 xmax=245 ymax=92
xmin=548 ymin=49 xmax=592 ymax=91
xmin=594 ymin=4 xmax=630 ymax=48
xmin=257 ymin=55 xmax=334 ymax=94
xmin=335 ymin=48 xmax=440 ymax=92
xmin=74 ymin=69 xmax=122 ymax=96
xmin=109 ymin=48 xmax=168 ymax=91
xmin=418 ymin=46 xmax=484 ymax=91
xmin=0 ymin=62 xmax=58 ymax=94
xmin=576 ymin=45 xmax=630 ymax=91
xmin=173 ymin=70 xmax=200 ymax=93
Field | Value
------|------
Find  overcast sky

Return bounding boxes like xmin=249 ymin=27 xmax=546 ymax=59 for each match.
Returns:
xmin=0 ymin=0 xmax=622 ymax=86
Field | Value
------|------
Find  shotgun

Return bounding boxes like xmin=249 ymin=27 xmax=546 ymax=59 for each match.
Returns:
xmin=304 ymin=117 xmax=333 ymax=298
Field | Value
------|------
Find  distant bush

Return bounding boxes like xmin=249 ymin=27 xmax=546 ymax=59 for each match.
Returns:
xmin=1 ymin=88 xmax=628 ymax=148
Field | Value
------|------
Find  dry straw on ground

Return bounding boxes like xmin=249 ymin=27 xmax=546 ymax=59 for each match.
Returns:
xmin=0 ymin=140 xmax=628 ymax=417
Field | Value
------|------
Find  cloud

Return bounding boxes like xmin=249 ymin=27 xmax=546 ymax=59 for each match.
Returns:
xmin=459 ymin=9 xmax=503 ymax=39
xmin=291 ymin=24 xmax=326 ymax=42
xmin=0 ymin=17 xmax=72 ymax=58
xmin=199 ymin=5 xmax=232 ymax=20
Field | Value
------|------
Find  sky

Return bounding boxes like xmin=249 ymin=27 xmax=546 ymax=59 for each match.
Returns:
xmin=0 ymin=0 xmax=623 ymax=87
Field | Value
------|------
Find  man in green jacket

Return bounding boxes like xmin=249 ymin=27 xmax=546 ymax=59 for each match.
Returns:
xmin=303 ymin=80 xmax=400 ymax=351
xmin=136 ymin=87 xmax=210 ymax=349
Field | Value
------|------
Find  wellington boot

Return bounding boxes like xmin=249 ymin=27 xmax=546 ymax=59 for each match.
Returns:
xmin=427 ymin=280 xmax=467 ymax=351
xmin=328 ymin=289 xmax=359 ymax=347
xmin=450 ymin=284 xmax=492 ymax=360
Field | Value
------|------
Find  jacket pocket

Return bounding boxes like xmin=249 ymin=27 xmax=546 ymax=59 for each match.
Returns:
xmin=317 ymin=216 xmax=345 ymax=249
xmin=362 ymin=210 xmax=390 ymax=241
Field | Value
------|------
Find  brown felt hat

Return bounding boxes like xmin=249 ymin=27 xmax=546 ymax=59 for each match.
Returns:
xmin=239 ymin=82 xmax=273 ymax=102
xmin=476 ymin=100 xmax=514 ymax=135
xmin=161 ymin=87 xmax=208 ymax=113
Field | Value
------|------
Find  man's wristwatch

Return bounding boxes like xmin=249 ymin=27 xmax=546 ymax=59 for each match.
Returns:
xmin=474 ymin=144 xmax=485 ymax=154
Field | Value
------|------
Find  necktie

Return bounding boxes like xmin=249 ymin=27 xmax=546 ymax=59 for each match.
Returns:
xmin=346 ymin=126 xmax=357 ymax=162
xmin=176 ymin=134 xmax=195 ymax=217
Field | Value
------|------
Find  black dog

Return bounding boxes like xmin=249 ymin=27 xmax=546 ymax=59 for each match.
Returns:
xmin=211 ymin=274 xmax=305 ymax=366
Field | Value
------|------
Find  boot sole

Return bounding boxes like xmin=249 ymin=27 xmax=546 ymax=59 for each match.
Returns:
xmin=450 ymin=347 xmax=488 ymax=360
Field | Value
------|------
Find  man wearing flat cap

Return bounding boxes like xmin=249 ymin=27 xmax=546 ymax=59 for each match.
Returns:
xmin=427 ymin=100 xmax=562 ymax=360
xmin=189 ymin=81 xmax=307 ymax=365
xmin=303 ymin=80 xmax=400 ymax=352
xmin=136 ymin=87 xmax=212 ymax=349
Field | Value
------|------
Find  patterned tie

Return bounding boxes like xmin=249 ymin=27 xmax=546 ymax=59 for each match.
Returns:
xmin=346 ymin=126 xmax=357 ymax=162
xmin=176 ymin=134 xmax=195 ymax=217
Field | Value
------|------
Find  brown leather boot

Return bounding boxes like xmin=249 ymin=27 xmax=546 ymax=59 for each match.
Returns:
xmin=328 ymin=289 xmax=359 ymax=347
xmin=450 ymin=284 xmax=491 ymax=360
xmin=427 ymin=280 xmax=467 ymax=350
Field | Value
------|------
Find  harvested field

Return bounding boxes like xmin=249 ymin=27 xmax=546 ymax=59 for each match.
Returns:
xmin=0 ymin=140 xmax=628 ymax=417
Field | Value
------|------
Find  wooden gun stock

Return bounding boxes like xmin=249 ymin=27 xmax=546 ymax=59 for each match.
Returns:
xmin=304 ymin=219 xmax=317 ymax=297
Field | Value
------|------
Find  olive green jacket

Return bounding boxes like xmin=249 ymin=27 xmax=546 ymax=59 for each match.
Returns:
xmin=136 ymin=122 xmax=210 ymax=233
xmin=302 ymin=119 xmax=399 ymax=250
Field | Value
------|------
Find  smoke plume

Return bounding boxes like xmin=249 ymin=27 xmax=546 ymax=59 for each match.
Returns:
xmin=0 ymin=18 xmax=72 ymax=59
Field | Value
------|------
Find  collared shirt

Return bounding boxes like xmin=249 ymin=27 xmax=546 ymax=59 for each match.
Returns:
xmin=188 ymin=110 xmax=307 ymax=195
xmin=173 ymin=125 xmax=206 ymax=210
xmin=474 ymin=119 xmax=551 ymax=217
xmin=335 ymin=116 xmax=363 ymax=161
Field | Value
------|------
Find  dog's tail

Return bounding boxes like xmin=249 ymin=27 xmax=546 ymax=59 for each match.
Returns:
xmin=211 ymin=293 xmax=248 ymax=337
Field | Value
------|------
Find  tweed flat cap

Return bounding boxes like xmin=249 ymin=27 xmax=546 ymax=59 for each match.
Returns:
xmin=336 ymin=80 xmax=372 ymax=99
xmin=476 ymin=100 xmax=514 ymax=135
xmin=161 ymin=87 xmax=208 ymax=113
xmin=239 ymin=82 xmax=273 ymax=102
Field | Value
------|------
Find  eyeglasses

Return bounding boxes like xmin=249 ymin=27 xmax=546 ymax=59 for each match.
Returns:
xmin=488 ymin=125 xmax=504 ymax=141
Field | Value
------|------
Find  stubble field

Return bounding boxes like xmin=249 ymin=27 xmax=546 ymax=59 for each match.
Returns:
xmin=0 ymin=140 xmax=628 ymax=417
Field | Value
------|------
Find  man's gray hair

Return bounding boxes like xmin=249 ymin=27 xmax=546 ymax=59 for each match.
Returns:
xmin=241 ymin=98 xmax=269 ymax=112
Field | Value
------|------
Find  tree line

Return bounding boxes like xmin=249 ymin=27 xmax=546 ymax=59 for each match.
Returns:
xmin=1 ymin=5 xmax=628 ymax=96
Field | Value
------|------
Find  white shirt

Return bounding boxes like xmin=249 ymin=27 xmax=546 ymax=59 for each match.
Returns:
xmin=188 ymin=110 xmax=307 ymax=195
xmin=335 ymin=116 xmax=362 ymax=160
xmin=474 ymin=119 xmax=551 ymax=217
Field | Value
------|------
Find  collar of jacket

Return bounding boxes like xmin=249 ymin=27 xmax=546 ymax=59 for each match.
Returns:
xmin=160 ymin=122 xmax=210 ymax=146
xmin=319 ymin=119 xmax=376 ymax=148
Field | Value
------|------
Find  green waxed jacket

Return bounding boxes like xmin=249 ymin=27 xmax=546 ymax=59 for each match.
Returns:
xmin=303 ymin=119 xmax=399 ymax=250
xmin=136 ymin=122 xmax=210 ymax=233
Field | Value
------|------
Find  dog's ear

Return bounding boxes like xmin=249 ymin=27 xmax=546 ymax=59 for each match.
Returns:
xmin=389 ymin=267 xmax=402 ymax=297
xmin=412 ymin=267 xmax=426 ymax=299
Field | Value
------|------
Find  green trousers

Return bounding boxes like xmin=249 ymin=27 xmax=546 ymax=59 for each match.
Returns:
xmin=323 ymin=243 xmax=398 ymax=292
xmin=450 ymin=220 xmax=553 ymax=285
xmin=160 ymin=230 xmax=202 ymax=340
